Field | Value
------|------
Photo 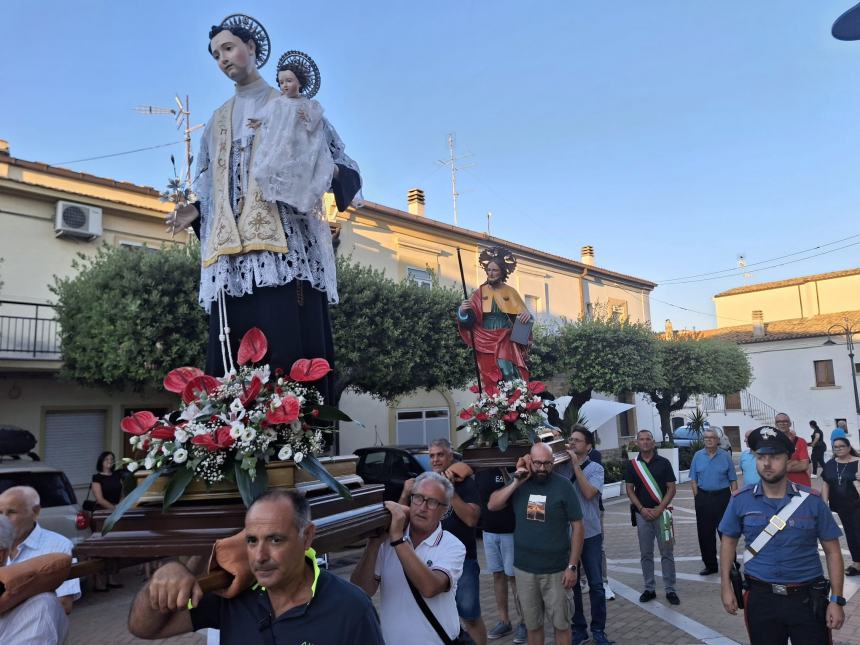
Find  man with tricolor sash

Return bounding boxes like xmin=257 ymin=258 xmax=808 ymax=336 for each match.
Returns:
xmin=625 ymin=430 xmax=679 ymax=605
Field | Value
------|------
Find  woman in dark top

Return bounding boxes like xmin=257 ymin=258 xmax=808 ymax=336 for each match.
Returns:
xmin=821 ymin=437 xmax=860 ymax=575
xmin=809 ymin=420 xmax=826 ymax=477
xmin=91 ymin=451 xmax=124 ymax=591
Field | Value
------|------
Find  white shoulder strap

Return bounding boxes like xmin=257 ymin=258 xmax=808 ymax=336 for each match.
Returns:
xmin=743 ymin=488 xmax=810 ymax=563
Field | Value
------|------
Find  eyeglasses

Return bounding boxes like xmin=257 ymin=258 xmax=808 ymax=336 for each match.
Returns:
xmin=532 ymin=460 xmax=553 ymax=468
xmin=410 ymin=494 xmax=448 ymax=510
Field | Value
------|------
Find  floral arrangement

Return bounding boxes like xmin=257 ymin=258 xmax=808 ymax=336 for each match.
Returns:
xmin=458 ymin=379 xmax=548 ymax=451
xmin=102 ymin=327 xmax=350 ymax=534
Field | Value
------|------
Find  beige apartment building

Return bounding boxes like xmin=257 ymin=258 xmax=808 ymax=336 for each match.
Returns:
xmin=0 ymin=137 xmax=655 ymax=491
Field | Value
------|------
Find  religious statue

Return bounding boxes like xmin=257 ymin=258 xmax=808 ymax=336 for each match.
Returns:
xmin=457 ymin=246 xmax=533 ymax=391
xmin=166 ymin=15 xmax=362 ymax=404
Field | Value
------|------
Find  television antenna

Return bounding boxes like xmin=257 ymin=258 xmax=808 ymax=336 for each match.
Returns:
xmin=134 ymin=95 xmax=203 ymax=191
xmin=737 ymin=253 xmax=752 ymax=282
xmin=438 ymin=133 xmax=473 ymax=226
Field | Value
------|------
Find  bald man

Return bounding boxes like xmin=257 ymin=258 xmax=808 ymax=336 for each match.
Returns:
xmin=0 ymin=486 xmax=80 ymax=613
xmin=489 ymin=443 xmax=584 ymax=645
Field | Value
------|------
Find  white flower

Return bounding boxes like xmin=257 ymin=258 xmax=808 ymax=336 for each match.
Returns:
xmin=289 ymin=419 xmax=302 ymax=434
xmin=144 ymin=456 xmax=155 ymax=470
xmin=240 ymin=427 xmax=256 ymax=443
xmin=173 ymin=448 xmax=188 ymax=464
xmin=175 ymin=428 xmax=190 ymax=443
xmin=230 ymin=397 xmax=244 ymax=414
xmin=129 ymin=435 xmax=139 ymax=447
xmin=264 ymin=429 xmax=277 ymax=441
xmin=127 ymin=462 xmax=140 ymax=472
xmin=252 ymin=365 xmax=270 ymax=384
xmin=179 ymin=403 xmax=200 ymax=422
xmin=278 ymin=445 xmax=293 ymax=461
xmin=294 ymin=451 xmax=304 ymax=463
xmin=229 ymin=423 xmax=244 ymax=440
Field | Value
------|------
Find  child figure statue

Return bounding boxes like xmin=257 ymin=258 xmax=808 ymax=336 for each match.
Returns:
xmin=250 ymin=50 xmax=337 ymax=214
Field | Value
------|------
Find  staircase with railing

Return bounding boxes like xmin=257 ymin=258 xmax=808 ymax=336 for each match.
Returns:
xmin=699 ymin=390 xmax=777 ymax=427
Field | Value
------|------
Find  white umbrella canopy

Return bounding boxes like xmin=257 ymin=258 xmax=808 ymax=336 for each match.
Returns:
xmin=549 ymin=396 xmax=634 ymax=430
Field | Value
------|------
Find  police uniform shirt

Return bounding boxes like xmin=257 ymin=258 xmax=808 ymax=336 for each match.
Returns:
xmin=718 ymin=482 xmax=842 ymax=583
xmin=189 ymin=566 xmax=385 ymax=644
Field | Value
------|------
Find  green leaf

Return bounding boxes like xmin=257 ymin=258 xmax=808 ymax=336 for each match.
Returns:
xmin=313 ymin=405 xmax=352 ymax=422
xmin=296 ymin=454 xmax=351 ymax=499
xmin=235 ymin=462 xmax=269 ymax=507
xmin=161 ymin=466 xmax=196 ymax=511
xmin=102 ymin=469 xmax=164 ymax=535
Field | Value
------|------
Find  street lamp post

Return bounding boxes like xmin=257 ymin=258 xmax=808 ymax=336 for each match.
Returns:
xmin=825 ymin=322 xmax=860 ymax=416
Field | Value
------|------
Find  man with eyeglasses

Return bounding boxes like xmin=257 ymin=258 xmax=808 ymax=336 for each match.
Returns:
xmin=488 ymin=442 xmax=584 ymax=645
xmin=774 ymin=413 xmax=811 ymax=487
xmin=352 ymin=472 xmax=467 ymax=644
xmin=400 ymin=437 xmax=486 ymax=644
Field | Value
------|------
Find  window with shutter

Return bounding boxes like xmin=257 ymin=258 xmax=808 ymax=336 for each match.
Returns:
xmin=814 ymin=360 xmax=835 ymax=387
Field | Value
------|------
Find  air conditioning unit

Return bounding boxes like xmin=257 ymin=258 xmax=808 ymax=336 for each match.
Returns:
xmin=54 ymin=201 xmax=102 ymax=239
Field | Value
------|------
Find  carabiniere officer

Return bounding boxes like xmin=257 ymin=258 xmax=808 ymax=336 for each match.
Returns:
xmin=718 ymin=426 xmax=846 ymax=644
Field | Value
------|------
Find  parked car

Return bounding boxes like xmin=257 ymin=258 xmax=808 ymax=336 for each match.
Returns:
xmin=355 ymin=445 xmax=463 ymax=502
xmin=671 ymin=424 xmax=732 ymax=453
xmin=0 ymin=455 xmax=91 ymax=545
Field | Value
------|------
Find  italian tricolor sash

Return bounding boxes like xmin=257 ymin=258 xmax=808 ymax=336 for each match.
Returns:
xmin=631 ymin=457 xmax=674 ymax=544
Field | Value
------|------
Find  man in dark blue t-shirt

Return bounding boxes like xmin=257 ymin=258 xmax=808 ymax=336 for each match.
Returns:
xmin=127 ymin=489 xmax=384 ymax=644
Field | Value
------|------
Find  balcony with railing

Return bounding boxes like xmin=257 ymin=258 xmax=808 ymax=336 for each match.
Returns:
xmin=0 ymin=300 xmax=61 ymax=361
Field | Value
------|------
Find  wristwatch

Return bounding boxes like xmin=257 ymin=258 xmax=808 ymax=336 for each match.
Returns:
xmin=830 ymin=594 xmax=847 ymax=606
xmin=566 ymin=564 xmax=577 ymax=571
xmin=390 ymin=536 xmax=409 ymax=548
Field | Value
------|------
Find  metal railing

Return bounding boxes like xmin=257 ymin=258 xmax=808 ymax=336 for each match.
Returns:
xmin=700 ymin=390 xmax=776 ymax=427
xmin=0 ymin=300 xmax=61 ymax=359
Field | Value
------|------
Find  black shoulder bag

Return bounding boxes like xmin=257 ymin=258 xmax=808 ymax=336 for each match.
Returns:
xmin=405 ymin=576 xmax=476 ymax=645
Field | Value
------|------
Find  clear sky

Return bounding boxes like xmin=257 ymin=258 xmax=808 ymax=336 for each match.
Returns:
xmin=4 ymin=1 xmax=860 ymax=330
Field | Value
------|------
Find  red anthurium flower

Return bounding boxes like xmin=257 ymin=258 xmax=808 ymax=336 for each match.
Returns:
xmin=476 ymin=412 xmax=490 ymax=422
xmin=525 ymin=400 xmax=543 ymax=411
xmin=468 ymin=384 xmax=480 ymax=394
xmin=182 ymin=375 xmax=221 ymax=404
xmin=163 ymin=366 xmax=204 ymax=394
xmin=191 ymin=426 xmax=234 ymax=451
xmin=459 ymin=408 xmax=474 ymax=420
xmin=150 ymin=425 xmax=176 ymax=441
xmin=120 ymin=411 xmax=158 ymax=435
xmin=502 ymin=411 xmax=520 ymax=422
xmin=527 ymin=381 xmax=545 ymax=394
xmin=240 ymin=376 xmax=263 ymax=407
xmin=265 ymin=396 xmax=301 ymax=425
xmin=485 ymin=385 xmax=500 ymax=397
xmin=237 ymin=327 xmax=268 ymax=365
xmin=289 ymin=358 xmax=332 ymax=383
xmin=507 ymin=389 xmax=522 ymax=406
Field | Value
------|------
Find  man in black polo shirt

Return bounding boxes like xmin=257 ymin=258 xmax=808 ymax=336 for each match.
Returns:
xmin=625 ymin=429 xmax=679 ymax=605
xmin=127 ymin=489 xmax=384 ymax=644
xmin=400 ymin=438 xmax=487 ymax=644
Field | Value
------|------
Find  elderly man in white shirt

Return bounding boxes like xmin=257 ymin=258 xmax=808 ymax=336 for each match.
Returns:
xmin=0 ymin=486 xmax=80 ymax=613
xmin=0 ymin=514 xmax=69 ymax=643
xmin=351 ymin=471 xmax=466 ymax=644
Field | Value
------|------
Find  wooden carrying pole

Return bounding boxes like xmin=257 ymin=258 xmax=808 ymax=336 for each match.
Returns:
xmin=456 ymin=248 xmax=483 ymax=395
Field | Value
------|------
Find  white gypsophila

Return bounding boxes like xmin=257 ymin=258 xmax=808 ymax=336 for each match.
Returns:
xmin=252 ymin=365 xmax=270 ymax=383
xmin=127 ymin=461 xmax=139 ymax=472
xmin=173 ymin=448 xmax=188 ymax=463
xmin=278 ymin=445 xmax=293 ymax=460
xmin=175 ymin=428 xmax=190 ymax=443
xmin=294 ymin=451 xmax=304 ymax=463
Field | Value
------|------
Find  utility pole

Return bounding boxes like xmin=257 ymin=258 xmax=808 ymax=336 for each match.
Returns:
xmin=487 ymin=211 xmax=493 ymax=236
xmin=438 ymin=133 xmax=472 ymax=226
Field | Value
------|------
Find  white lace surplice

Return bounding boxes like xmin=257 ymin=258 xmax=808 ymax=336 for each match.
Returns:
xmin=195 ymin=78 xmax=339 ymax=311
xmin=253 ymin=96 xmax=335 ymax=214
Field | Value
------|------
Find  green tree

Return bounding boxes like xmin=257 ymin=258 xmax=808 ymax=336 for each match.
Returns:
xmin=51 ymin=243 xmax=207 ymax=390
xmin=330 ymin=257 xmax=473 ymax=406
xmin=557 ymin=316 xmax=659 ymax=409
xmin=647 ymin=336 xmax=752 ymax=440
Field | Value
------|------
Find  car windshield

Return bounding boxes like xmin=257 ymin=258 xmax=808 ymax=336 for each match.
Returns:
xmin=0 ymin=472 xmax=77 ymax=507
xmin=414 ymin=454 xmax=431 ymax=471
